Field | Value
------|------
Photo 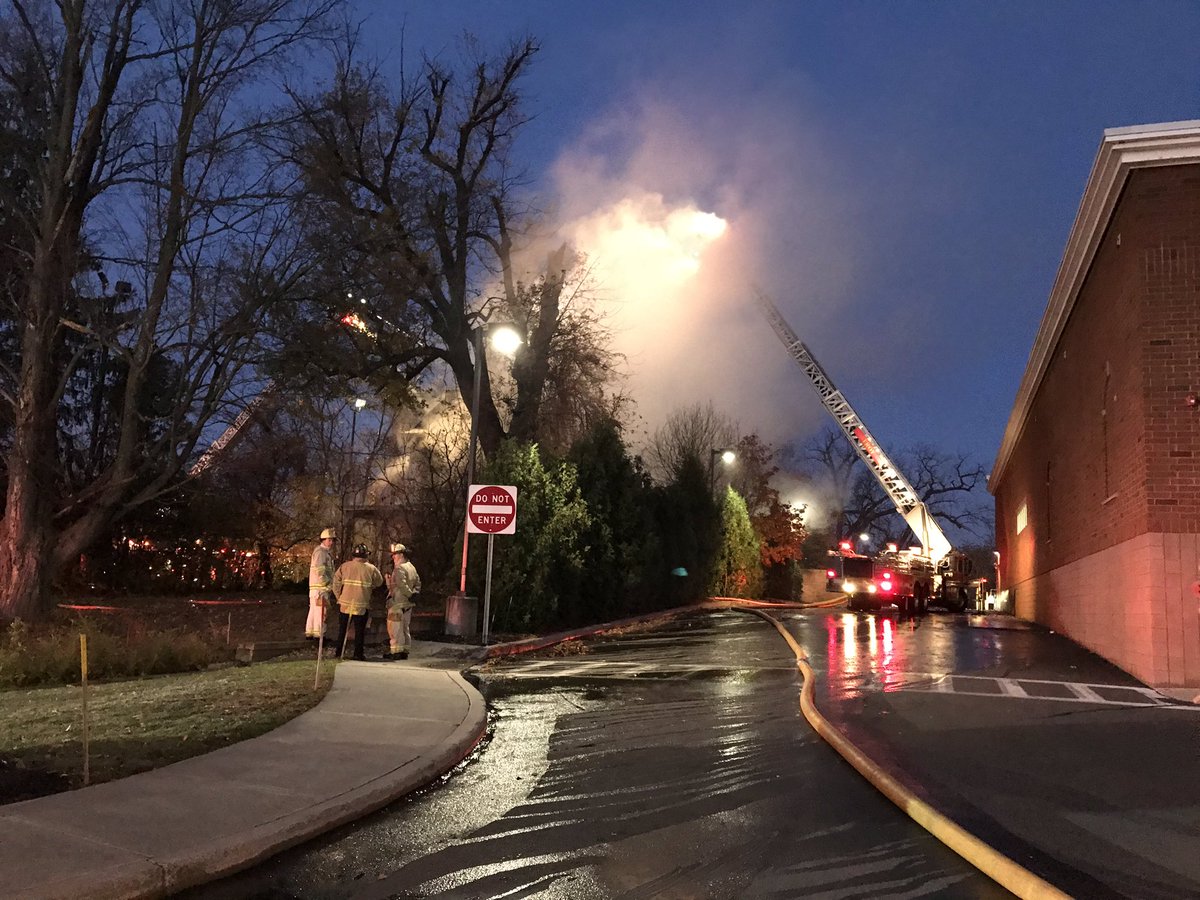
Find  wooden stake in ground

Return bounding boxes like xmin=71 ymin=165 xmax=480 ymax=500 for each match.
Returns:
xmin=314 ymin=603 xmax=326 ymax=690
xmin=226 ymin=611 xmax=232 ymax=646
xmin=79 ymin=634 xmax=90 ymax=786
xmin=339 ymin=615 xmax=351 ymax=660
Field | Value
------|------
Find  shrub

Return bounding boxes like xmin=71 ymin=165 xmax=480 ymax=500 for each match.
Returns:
xmin=0 ymin=620 xmax=224 ymax=689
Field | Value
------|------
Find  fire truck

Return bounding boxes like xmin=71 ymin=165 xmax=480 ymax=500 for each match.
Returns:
xmin=755 ymin=290 xmax=975 ymax=613
xmin=824 ymin=540 xmax=962 ymax=613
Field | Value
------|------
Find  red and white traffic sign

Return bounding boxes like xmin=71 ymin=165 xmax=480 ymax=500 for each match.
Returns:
xmin=466 ymin=484 xmax=518 ymax=535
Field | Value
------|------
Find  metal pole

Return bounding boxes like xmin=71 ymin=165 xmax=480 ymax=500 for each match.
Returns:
xmin=314 ymin=604 xmax=326 ymax=690
xmin=482 ymin=533 xmax=494 ymax=645
xmin=459 ymin=326 xmax=484 ymax=593
xmin=341 ymin=404 xmax=359 ymax=552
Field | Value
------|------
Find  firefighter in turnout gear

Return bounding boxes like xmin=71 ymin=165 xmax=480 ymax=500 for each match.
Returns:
xmin=385 ymin=543 xmax=421 ymax=660
xmin=333 ymin=543 xmax=383 ymax=660
xmin=306 ymin=528 xmax=337 ymax=639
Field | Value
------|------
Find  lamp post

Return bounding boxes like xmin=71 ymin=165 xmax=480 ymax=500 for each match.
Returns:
xmin=339 ymin=397 xmax=368 ymax=551
xmin=709 ymin=447 xmax=736 ymax=493
xmin=458 ymin=320 xmax=522 ymax=595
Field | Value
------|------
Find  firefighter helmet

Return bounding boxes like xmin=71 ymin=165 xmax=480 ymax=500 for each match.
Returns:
xmin=320 ymin=527 xmax=337 ymax=540
xmin=390 ymin=543 xmax=407 ymax=554
xmin=352 ymin=543 xmax=369 ymax=558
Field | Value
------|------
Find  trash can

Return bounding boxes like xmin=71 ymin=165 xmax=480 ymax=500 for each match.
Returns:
xmin=444 ymin=593 xmax=479 ymax=638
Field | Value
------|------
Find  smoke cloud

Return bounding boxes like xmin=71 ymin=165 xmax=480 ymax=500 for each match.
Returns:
xmin=539 ymin=89 xmax=869 ymax=448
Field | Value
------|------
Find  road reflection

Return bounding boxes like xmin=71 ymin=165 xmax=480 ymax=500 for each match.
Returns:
xmin=790 ymin=607 xmax=1042 ymax=706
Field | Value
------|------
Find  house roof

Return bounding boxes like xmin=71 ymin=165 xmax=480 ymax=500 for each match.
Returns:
xmin=990 ymin=120 xmax=1200 ymax=491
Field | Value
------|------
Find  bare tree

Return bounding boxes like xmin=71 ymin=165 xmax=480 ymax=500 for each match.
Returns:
xmin=495 ymin=246 xmax=629 ymax=456
xmin=276 ymin=36 xmax=624 ymax=463
xmin=800 ymin=425 xmax=989 ymax=547
xmin=0 ymin=0 xmax=337 ymax=620
xmin=644 ymin=401 xmax=737 ymax=484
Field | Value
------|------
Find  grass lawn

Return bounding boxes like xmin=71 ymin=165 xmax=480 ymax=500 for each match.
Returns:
xmin=0 ymin=657 xmax=335 ymax=802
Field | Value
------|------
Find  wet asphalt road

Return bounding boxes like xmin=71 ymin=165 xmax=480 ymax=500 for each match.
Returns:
xmin=190 ymin=608 xmax=1013 ymax=899
xmin=795 ymin=610 xmax=1200 ymax=899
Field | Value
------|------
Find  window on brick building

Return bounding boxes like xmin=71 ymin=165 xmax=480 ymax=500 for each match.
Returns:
xmin=1016 ymin=502 xmax=1028 ymax=535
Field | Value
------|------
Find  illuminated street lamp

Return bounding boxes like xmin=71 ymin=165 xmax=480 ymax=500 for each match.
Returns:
xmin=709 ymin=447 xmax=736 ymax=492
xmin=459 ymin=318 xmax=523 ymax=594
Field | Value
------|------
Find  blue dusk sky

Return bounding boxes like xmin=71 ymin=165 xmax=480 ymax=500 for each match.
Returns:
xmin=347 ymin=1 xmax=1200 ymax=482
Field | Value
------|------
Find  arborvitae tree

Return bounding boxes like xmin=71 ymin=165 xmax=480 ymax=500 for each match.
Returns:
xmin=467 ymin=442 xmax=590 ymax=633
xmin=650 ymin=452 xmax=721 ymax=607
xmin=712 ymin=487 xmax=763 ymax=599
xmin=566 ymin=418 xmax=654 ymax=624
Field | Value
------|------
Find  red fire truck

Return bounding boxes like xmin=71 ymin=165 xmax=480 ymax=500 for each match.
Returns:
xmin=826 ymin=542 xmax=940 ymax=613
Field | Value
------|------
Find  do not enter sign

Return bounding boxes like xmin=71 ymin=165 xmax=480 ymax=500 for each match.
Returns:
xmin=466 ymin=484 xmax=518 ymax=535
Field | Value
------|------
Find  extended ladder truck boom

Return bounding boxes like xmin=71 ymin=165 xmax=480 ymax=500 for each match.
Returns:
xmin=753 ymin=290 xmax=953 ymax=563
xmin=753 ymin=290 xmax=974 ymax=612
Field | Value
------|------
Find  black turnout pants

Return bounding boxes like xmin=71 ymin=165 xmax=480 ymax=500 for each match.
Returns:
xmin=336 ymin=611 xmax=367 ymax=659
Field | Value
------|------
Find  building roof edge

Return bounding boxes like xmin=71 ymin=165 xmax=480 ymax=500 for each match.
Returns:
xmin=989 ymin=121 xmax=1200 ymax=492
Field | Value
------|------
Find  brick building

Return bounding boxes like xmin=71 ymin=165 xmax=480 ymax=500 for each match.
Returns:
xmin=990 ymin=121 xmax=1200 ymax=691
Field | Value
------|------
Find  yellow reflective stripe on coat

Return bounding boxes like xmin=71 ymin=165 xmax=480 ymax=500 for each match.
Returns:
xmin=333 ymin=560 xmax=383 ymax=616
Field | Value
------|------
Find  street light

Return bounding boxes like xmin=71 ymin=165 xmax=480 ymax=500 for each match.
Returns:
xmin=459 ymin=319 xmax=522 ymax=595
xmin=709 ymin=447 xmax=736 ymax=492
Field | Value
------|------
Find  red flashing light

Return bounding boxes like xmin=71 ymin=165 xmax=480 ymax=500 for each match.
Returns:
xmin=881 ymin=571 xmax=892 ymax=579
xmin=826 ymin=569 xmax=836 ymax=579
xmin=838 ymin=540 xmax=852 ymax=552
xmin=879 ymin=580 xmax=893 ymax=592
xmin=886 ymin=542 xmax=898 ymax=552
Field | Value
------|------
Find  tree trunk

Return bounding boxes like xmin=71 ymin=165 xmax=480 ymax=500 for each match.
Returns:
xmin=1 ymin=368 xmax=59 ymax=620
xmin=0 ymin=248 xmax=73 ymax=620
xmin=0 ymin=488 xmax=54 ymax=622
xmin=449 ymin=342 xmax=505 ymax=459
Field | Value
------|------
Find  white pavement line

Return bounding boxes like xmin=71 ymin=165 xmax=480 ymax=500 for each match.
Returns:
xmin=932 ymin=675 xmax=953 ymax=693
xmin=1130 ymin=685 xmax=1171 ymax=700
xmin=1066 ymin=683 xmax=1105 ymax=703
xmin=997 ymin=678 xmax=1029 ymax=698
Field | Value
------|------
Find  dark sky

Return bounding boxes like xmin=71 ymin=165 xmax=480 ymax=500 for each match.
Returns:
xmin=349 ymin=1 xmax=1200 ymax=477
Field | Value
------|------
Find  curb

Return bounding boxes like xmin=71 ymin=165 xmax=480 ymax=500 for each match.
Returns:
xmin=741 ymin=607 xmax=1071 ymax=900
xmin=479 ymin=602 xmax=723 ymax=659
xmin=159 ymin=670 xmax=489 ymax=898
xmin=476 ymin=596 xmax=839 ymax=661
xmin=10 ymin=669 xmax=488 ymax=900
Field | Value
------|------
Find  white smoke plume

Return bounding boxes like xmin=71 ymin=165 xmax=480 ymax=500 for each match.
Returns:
xmin=537 ymin=90 xmax=871 ymax=447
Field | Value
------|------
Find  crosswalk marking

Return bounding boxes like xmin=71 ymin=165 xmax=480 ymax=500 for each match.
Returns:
xmin=1066 ymin=683 xmax=1105 ymax=703
xmin=997 ymin=678 xmax=1028 ymax=698
xmin=894 ymin=672 xmax=1193 ymax=709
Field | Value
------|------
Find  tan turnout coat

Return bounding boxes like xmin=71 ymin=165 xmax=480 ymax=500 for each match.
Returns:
xmin=333 ymin=558 xmax=383 ymax=616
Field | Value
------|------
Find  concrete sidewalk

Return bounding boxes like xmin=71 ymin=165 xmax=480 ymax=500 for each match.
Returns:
xmin=0 ymin=644 xmax=487 ymax=900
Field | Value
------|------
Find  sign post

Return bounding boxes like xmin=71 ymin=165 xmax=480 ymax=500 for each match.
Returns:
xmin=466 ymin=484 xmax=517 ymax=644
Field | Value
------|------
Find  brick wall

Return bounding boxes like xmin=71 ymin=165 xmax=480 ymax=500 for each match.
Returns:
xmin=1140 ymin=168 xmax=1200 ymax=532
xmin=993 ymin=164 xmax=1200 ymax=686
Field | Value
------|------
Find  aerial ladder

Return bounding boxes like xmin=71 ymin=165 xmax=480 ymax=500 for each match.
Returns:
xmin=188 ymin=380 xmax=278 ymax=478
xmin=752 ymin=290 xmax=972 ymax=610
